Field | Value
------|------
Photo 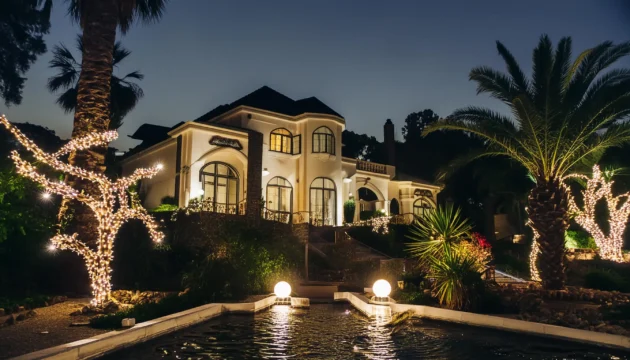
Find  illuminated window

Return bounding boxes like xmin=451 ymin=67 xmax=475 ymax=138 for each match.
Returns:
xmin=413 ymin=198 xmax=432 ymax=218
xmin=266 ymin=177 xmax=292 ymax=222
xmin=270 ymin=128 xmax=292 ymax=153
xmin=312 ymin=126 xmax=335 ymax=155
xmin=199 ymin=162 xmax=239 ymax=214
xmin=310 ymin=177 xmax=336 ymax=226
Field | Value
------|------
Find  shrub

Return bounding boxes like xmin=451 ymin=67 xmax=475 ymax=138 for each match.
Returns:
xmin=430 ymin=247 xmax=484 ymax=310
xmin=565 ymin=230 xmax=597 ymax=249
xmin=90 ymin=292 xmax=207 ymax=329
xmin=151 ymin=204 xmax=178 ymax=213
xmin=394 ymin=284 xmax=434 ymax=305
xmin=343 ymin=200 xmax=356 ymax=224
xmin=583 ymin=268 xmax=629 ymax=292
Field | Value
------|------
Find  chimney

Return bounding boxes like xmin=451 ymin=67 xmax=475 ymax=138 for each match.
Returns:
xmin=384 ymin=119 xmax=395 ymax=166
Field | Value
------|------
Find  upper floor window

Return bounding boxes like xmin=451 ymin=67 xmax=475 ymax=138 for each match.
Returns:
xmin=312 ymin=126 xmax=335 ymax=155
xmin=270 ymin=128 xmax=301 ymax=155
xmin=270 ymin=128 xmax=292 ymax=153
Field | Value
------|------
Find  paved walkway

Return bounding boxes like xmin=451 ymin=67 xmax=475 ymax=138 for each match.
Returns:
xmin=0 ymin=298 xmax=107 ymax=359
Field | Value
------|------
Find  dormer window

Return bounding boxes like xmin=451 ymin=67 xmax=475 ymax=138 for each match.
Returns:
xmin=312 ymin=126 xmax=335 ymax=155
xmin=270 ymin=128 xmax=301 ymax=155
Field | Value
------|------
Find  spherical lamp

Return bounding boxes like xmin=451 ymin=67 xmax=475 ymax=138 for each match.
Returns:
xmin=274 ymin=281 xmax=291 ymax=298
xmin=372 ymin=279 xmax=391 ymax=298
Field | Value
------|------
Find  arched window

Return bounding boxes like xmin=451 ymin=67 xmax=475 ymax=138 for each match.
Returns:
xmin=390 ymin=198 xmax=400 ymax=215
xmin=312 ymin=126 xmax=335 ymax=155
xmin=266 ymin=177 xmax=292 ymax=222
xmin=310 ymin=177 xmax=336 ymax=226
xmin=270 ymin=128 xmax=292 ymax=153
xmin=413 ymin=198 xmax=433 ymax=218
xmin=199 ymin=162 xmax=239 ymax=214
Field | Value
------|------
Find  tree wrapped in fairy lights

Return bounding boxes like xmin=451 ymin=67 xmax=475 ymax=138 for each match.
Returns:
xmin=566 ymin=165 xmax=630 ymax=262
xmin=0 ymin=115 xmax=164 ymax=306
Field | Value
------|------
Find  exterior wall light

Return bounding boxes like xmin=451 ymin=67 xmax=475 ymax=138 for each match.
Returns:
xmin=156 ymin=163 xmax=164 ymax=170
xmin=262 ymin=168 xmax=270 ymax=176
xmin=274 ymin=281 xmax=291 ymax=298
xmin=197 ymin=189 xmax=205 ymax=197
xmin=343 ymin=177 xmax=352 ymax=183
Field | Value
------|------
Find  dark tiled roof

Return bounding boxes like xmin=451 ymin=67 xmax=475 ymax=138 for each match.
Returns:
xmin=193 ymin=86 xmax=343 ymax=123
xmin=129 ymin=123 xmax=171 ymax=142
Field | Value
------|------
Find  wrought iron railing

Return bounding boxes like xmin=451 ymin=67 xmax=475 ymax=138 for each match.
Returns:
xmin=356 ymin=159 xmax=387 ymax=174
xmin=389 ymin=213 xmax=415 ymax=225
xmin=262 ymin=208 xmax=291 ymax=224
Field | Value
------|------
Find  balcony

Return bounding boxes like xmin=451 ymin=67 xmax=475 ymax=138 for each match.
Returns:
xmin=356 ymin=159 xmax=387 ymax=174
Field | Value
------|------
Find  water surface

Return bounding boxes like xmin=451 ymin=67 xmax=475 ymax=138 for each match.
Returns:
xmin=105 ymin=303 xmax=629 ymax=359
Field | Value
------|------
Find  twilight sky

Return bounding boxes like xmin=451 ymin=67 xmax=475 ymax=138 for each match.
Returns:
xmin=1 ymin=0 xmax=629 ymax=151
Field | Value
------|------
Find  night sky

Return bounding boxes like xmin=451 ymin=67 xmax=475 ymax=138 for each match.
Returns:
xmin=1 ymin=0 xmax=629 ymax=151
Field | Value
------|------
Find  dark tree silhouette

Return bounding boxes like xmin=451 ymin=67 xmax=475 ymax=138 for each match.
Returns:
xmin=47 ymin=36 xmax=144 ymax=130
xmin=0 ymin=0 xmax=51 ymax=106
xmin=402 ymin=109 xmax=439 ymax=141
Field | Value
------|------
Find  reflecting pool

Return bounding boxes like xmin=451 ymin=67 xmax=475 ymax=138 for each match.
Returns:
xmin=104 ymin=304 xmax=628 ymax=359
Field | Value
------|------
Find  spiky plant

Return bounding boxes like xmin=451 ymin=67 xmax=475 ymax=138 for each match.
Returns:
xmin=430 ymin=246 xmax=483 ymax=310
xmin=425 ymin=36 xmax=630 ymax=289
xmin=406 ymin=204 xmax=473 ymax=261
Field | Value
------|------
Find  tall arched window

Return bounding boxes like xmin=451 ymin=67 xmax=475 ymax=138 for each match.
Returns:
xmin=413 ymin=198 xmax=432 ymax=218
xmin=199 ymin=162 xmax=239 ymax=214
xmin=310 ymin=177 xmax=336 ymax=226
xmin=390 ymin=198 xmax=400 ymax=215
xmin=312 ymin=126 xmax=335 ymax=155
xmin=270 ymin=128 xmax=292 ymax=153
xmin=266 ymin=177 xmax=292 ymax=222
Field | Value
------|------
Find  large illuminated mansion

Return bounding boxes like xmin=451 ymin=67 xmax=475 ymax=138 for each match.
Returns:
xmin=120 ymin=86 xmax=440 ymax=225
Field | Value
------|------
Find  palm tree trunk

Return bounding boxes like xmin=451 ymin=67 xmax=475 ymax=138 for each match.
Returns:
xmin=58 ymin=1 xmax=118 ymax=244
xmin=527 ymin=178 xmax=569 ymax=289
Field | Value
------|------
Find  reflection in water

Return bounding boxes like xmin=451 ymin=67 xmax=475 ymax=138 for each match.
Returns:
xmin=104 ymin=304 xmax=629 ymax=360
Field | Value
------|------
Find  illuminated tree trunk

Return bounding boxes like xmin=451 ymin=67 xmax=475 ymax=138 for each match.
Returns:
xmin=60 ymin=0 xmax=119 ymax=245
xmin=527 ymin=178 xmax=569 ymax=289
xmin=567 ymin=166 xmax=629 ymax=263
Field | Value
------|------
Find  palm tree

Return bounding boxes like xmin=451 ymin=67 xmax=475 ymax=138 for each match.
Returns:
xmin=48 ymin=36 xmax=143 ymax=130
xmin=425 ymin=35 xmax=630 ymax=289
xmin=61 ymin=0 xmax=166 ymax=243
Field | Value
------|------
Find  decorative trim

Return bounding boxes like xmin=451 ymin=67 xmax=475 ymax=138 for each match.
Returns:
xmin=210 ymin=135 xmax=243 ymax=150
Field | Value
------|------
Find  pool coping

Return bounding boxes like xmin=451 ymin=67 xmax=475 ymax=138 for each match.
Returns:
xmin=12 ymin=296 xmax=278 ymax=360
xmin=334 ymin=291 xmax=630 ymax=350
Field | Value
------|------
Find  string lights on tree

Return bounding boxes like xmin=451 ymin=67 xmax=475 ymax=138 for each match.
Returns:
xmin=0 ymin=115 xmax=164 ymax=307
xmin=566 ymin=165 xmax=629 ymax=262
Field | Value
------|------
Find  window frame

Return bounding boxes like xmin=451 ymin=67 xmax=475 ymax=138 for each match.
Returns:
xmin=412 ymin=198 xmax=432 ymax=218
xmin=310 ymin=177 xmax=337 ymax=226
xmin=312 ymin=126 xmax=335 ymax=155
xmin=199 ymin=161 xmax=240 ymax=213
xmin=270 ymin=128 xmax=293 ymax=154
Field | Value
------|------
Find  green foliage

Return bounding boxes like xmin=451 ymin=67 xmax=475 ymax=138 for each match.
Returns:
xmin=343 ymin=200 xmax=356 ymax=223
xmin=90 ymin=292 xmax=205 ymax=329
xmin=565 ymin=230 xmax=597 ymax=249
xmin=151 ymin=204 xmax=178 ymax=213
xmin=0 ymin=0 xmax=51 ymax=106
xmin=430 ymin=246 xmax=484 ymax=310
xmin=0 ymin=295 xmax=50 ymax=314
xmin=394 ymin=284 xmax=434 ymax=305
xmin=359 ymin=210 xmax=378 ymax=220
xmin=161 ymin=196 xmax=177 ymax=205
xmin=583 ymin=268 xmax=630 ymax=292
xmin=406 ymin=204 xmax=473 ymax=260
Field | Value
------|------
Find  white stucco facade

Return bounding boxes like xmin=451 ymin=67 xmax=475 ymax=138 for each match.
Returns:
xmin=120 ymin=87 xmax=441 ymax=225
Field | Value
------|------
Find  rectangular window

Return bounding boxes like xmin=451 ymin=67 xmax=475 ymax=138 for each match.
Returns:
xmin=292 ymin=135 xmax=301 ymax=155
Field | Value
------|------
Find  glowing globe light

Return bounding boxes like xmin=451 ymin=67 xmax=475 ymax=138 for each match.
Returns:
xmin=274 ymin=281 xmax=291 ymax=298
xmin=372 ymin=279 xmax=391 ymax=298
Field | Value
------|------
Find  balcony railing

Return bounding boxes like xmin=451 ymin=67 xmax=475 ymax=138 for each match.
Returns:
xmin=356 ymin=159 xmax=387 ymax=174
